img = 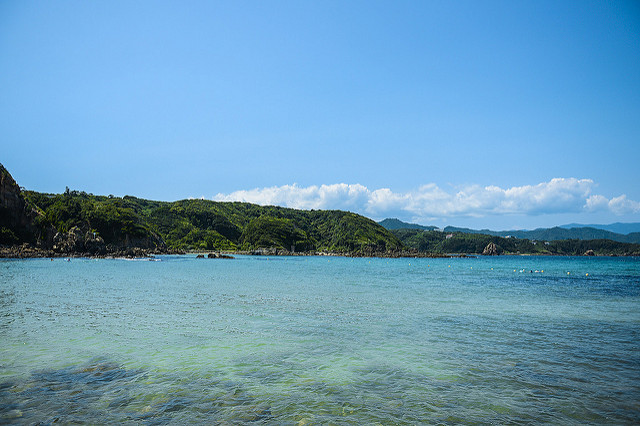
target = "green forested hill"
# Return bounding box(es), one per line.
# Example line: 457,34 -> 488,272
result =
377,218 -> 437,231
391,229 -> 640,256
378,217 -> 640,244
442,225 -> 640,244
21,190 -> 403,253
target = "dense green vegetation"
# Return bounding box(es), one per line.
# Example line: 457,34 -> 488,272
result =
542,239 -> 640,256
21,191 -> 403,253
24,190 -> 156,246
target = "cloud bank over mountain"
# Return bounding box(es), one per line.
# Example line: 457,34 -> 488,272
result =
213,178 -> 640,223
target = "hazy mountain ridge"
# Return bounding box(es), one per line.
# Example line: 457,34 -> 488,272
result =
560,222 -> 640,235
379,219 -> 640,244
443,226 -> 640,244
390,228 -> 640,256
378,218 -> 438,231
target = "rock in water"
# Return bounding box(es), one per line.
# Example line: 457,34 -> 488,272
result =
207,252 -> 234,259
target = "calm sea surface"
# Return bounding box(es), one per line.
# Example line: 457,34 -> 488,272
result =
1,255 -> 639,424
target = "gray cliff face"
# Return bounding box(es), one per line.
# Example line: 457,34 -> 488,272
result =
0,164 -> 36,244
1,165 -> 28,225
1,163 -> 57,247
122,232 -> 165,250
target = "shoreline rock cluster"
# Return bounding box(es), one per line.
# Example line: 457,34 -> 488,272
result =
195,252 -> 235,259
0,242 -> 180,259
195,248 -> 454,259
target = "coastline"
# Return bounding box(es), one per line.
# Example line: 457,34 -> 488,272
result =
0,243 -> 179,259
0,244 -> 452,259
2,243 -> 635,260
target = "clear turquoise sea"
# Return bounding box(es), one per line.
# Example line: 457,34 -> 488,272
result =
1,255 -> 639,424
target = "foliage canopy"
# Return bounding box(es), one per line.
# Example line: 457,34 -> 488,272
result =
21,191 -> 403,253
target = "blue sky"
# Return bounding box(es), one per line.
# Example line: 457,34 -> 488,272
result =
1,0 -> 639,230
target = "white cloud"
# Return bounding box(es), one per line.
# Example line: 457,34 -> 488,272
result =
585,194 -> 609,211
607,195 -> 640,215
213,183 -> 370,211
213,178 -> 640,221
585,194 -> 640,215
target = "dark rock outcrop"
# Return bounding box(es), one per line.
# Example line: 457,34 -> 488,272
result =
0,164 -> 57,248
121,232 -> 166,251
1,164 -> 36,244
53,226 -> 106,255
482,242 -> 500,255
208,252 -> 234,259
84,231 -> 106,254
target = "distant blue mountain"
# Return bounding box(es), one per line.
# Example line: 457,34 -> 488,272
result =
560,222 -> 640,235
443,226 -> 640,244
379,218 -> 640,244
378,218 -> 438,231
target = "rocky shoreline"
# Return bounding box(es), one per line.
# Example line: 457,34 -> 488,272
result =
3,244 -> 632,259
0,243 -> 181,259
0,243 -> 457,259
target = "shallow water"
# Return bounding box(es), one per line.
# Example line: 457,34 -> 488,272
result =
1,255 -> 639,424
